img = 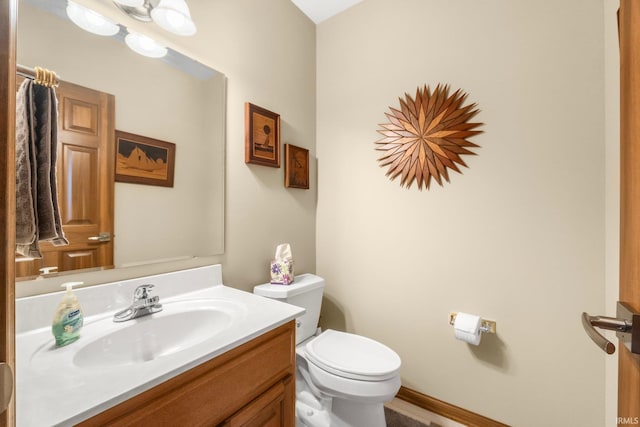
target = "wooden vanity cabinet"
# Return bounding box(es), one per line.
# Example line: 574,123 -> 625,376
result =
79,321 -> 296,427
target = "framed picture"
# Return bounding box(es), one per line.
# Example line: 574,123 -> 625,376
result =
115,130 -> 176,187
245,102 -> 280,167
284,144 -> 309,189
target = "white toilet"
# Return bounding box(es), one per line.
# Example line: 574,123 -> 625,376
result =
254,274 -> 401,427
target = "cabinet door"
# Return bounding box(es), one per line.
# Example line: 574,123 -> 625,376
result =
222,381 -> 286,427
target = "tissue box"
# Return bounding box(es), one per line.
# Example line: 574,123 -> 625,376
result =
270,259 -> 294,285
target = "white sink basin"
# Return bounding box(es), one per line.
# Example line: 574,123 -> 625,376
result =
74,301 -> 236,368
30,299 -> 245,370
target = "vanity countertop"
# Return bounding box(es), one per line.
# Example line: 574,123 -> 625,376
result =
16,265 -> 303,427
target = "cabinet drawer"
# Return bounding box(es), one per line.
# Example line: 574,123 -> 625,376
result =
79,321 -> 295,427
221,381 -> 286,427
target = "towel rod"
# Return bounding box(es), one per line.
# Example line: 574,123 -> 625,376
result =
16,64 -> 60,87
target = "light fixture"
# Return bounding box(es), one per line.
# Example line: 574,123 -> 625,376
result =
151,0 -> 196,36
66,0 -> 195,60
125,31 -> 168,58
66,1 -> 119,37
113,0 -> 197,36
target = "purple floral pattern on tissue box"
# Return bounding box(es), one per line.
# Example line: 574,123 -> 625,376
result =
270,259 -> 294,285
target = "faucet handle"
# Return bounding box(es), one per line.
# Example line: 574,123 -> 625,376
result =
134,284 -> 154,301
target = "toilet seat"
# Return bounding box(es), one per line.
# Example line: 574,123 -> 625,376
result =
304,329 -> 401,381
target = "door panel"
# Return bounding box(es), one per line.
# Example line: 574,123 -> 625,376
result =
59,249 -> 98,271
61,144 -> 98,225
619,0 -> 640,419
63,97 -> 99,135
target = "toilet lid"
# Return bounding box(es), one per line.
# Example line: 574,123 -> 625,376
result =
304,330 -> 401,381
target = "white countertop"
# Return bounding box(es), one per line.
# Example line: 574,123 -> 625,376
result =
16,265 -> 304,427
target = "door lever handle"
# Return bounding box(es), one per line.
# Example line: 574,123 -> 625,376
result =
88,232 -> 111,243
582,302 -> 640,355
581,312 -> 628,354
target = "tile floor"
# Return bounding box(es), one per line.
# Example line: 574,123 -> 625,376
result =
385,406 -> 432,427
385,398 -> 466,427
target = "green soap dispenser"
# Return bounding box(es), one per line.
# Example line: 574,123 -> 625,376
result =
51,282 -> 84,347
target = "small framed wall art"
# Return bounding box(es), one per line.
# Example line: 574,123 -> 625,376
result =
245,102 -> 280,167
284,144 -> 309,189
115,130 -> 175,187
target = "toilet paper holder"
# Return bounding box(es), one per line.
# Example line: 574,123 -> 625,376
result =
449,312 -> 497,334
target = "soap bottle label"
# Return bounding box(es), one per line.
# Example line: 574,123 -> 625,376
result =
53,309 -> 83,346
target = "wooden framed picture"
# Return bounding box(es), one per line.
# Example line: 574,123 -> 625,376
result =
284,144 -> 309,189
115,130 -> 176,187
245,102 -> 280,167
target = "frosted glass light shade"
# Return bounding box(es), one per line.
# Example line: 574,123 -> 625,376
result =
112,0 -> 145,7
125,31 -> 168,58
150,0 -> 197,36
66,1 -> 119,36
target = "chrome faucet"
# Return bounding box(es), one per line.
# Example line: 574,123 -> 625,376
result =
113,284 -> 163,322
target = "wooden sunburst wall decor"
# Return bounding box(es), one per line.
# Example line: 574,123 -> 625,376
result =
375,84 -> 483,190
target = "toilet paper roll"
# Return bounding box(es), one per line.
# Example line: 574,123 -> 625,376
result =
453,312 -> 482,346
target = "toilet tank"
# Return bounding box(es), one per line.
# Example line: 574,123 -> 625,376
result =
254,274 -> 325,344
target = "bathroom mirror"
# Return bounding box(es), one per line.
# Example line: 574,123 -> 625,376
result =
16,0 -> 225,290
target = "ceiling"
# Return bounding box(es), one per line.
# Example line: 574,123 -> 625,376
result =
290,0 -> 364,24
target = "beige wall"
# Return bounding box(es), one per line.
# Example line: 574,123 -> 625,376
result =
316,0 -> 606,426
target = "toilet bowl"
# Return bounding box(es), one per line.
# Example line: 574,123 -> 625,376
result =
254,274 -> 401,427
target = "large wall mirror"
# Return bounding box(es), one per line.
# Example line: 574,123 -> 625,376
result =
16,0 -> 225,293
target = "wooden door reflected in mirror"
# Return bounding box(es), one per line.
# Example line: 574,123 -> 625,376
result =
15,77 -> 115,279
